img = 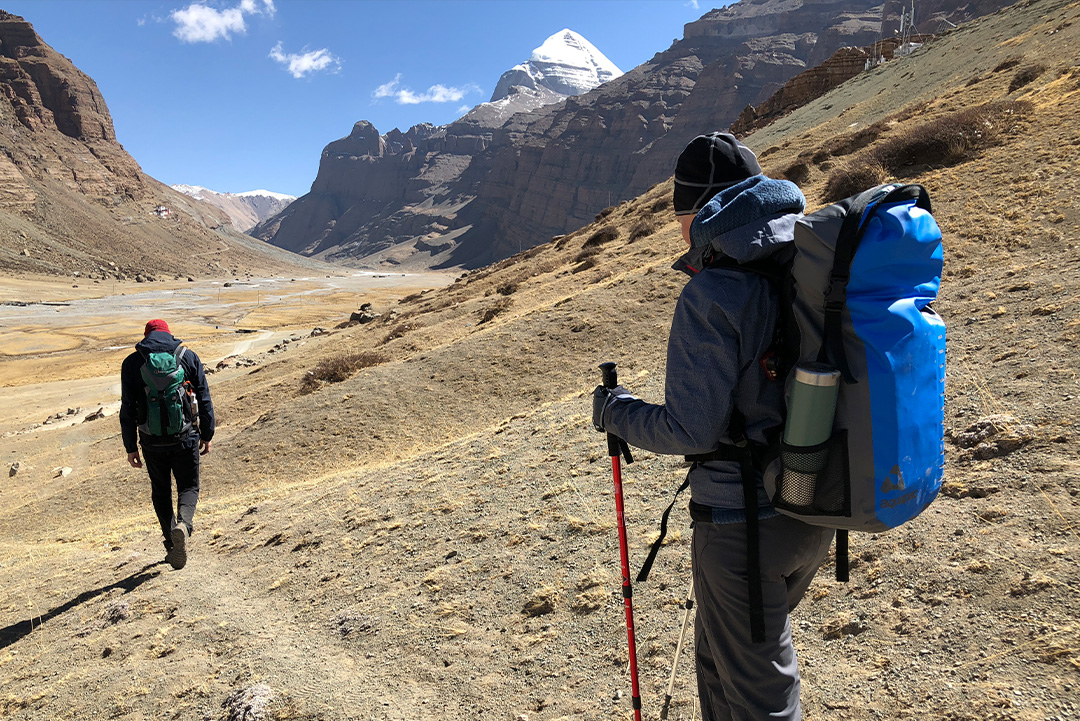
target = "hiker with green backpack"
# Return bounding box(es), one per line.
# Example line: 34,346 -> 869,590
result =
593,132 -> 945,720
119,319 -> 215,570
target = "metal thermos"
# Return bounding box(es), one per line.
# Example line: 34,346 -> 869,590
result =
781,363 -> 841,505
783,363 -> 841,447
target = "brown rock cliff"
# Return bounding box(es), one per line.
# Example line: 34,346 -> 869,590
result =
0,12 -> 326,279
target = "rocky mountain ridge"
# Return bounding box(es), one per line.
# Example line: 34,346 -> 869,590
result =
255,0 -> 1018,271
0,11 -> 327,279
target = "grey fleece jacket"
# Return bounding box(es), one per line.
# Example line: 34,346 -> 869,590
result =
603,180 -> 802,515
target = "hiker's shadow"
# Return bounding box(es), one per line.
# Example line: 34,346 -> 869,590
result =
0,561 -> 163,651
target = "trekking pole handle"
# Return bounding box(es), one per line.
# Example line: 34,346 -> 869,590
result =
600,361 -> 618,390
599,363 -> 621,458
599,363 -> 634,463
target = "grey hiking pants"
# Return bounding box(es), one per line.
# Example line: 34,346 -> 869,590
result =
692,514 -> 834,721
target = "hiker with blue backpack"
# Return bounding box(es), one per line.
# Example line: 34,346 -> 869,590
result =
593,132 -> 945,720
119,319 -> 215,570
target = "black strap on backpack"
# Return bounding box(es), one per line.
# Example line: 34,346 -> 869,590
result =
821,184 -> 931,382
635,476 -> 688,584
681,411 -> 768,643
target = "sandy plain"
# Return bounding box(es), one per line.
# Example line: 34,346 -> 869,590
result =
0,271 -> 453,434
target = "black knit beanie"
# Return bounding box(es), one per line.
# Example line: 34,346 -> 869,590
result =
673,132 -> 762,216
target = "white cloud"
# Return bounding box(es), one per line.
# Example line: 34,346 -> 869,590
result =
686,0 -> 700,8
240,0 -> 276,15
269,42 -> 341,79
458,105 -> 471,114
170,0 -> 274,43
171,4 -> 245,42
373,74 -> 481,105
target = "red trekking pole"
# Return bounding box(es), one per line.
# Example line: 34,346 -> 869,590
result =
599,362 -> 642,721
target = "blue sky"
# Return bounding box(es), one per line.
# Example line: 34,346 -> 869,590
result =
5,0 -> 715,197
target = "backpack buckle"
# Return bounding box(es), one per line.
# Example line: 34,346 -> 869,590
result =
759,350 -> 780,381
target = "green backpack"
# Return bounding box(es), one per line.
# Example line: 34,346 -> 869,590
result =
139,347 -> 192,436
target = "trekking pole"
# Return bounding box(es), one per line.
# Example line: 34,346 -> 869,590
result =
599,362 -> 642,721
660,579 -> 695,720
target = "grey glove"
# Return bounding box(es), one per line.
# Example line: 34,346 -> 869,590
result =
592,384 -> 637,432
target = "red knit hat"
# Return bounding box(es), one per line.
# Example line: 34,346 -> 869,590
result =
144,319 -> 170,336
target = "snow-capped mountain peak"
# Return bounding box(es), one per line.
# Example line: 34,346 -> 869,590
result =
171,184 -> 296,233
489,28 -> 622,103
235,189 -> 297,201
172,184 -> 210,200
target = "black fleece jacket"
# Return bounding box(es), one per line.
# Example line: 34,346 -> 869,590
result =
119,331 -> 215,453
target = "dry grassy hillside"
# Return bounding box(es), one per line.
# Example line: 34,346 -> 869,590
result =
2,0 -> 1079,719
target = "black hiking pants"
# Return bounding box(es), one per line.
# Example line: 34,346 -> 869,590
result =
141,431 -> 201,544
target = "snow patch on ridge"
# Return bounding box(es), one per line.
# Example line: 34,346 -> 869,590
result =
235,189 -> 297,201
173,185 -> 296,201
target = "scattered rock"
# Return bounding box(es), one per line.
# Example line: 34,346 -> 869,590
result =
949,414 -> 1035,459
950,414 -> 1017,447
102,599 -> 130,625
350,309 -> 381,324
21,248 -> 30,256
822,612 -> 869,640
570,587 -> 604,617
522,587 -> 558,617
310,327 -> 327,337
52,467 -> 73,478
1010,571 -> 1055,597
332,610 -> 378,638
216,355 -> 257,370
83,407 -> 105,422
8,461 -> 19,477
940,480 -> 1000,499
222,684 -> 276,721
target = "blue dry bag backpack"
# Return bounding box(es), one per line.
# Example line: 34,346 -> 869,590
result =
763,183 -> 945,537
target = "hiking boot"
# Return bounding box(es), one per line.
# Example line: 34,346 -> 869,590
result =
163,540 -> 175,567
169,524 -> 188,570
